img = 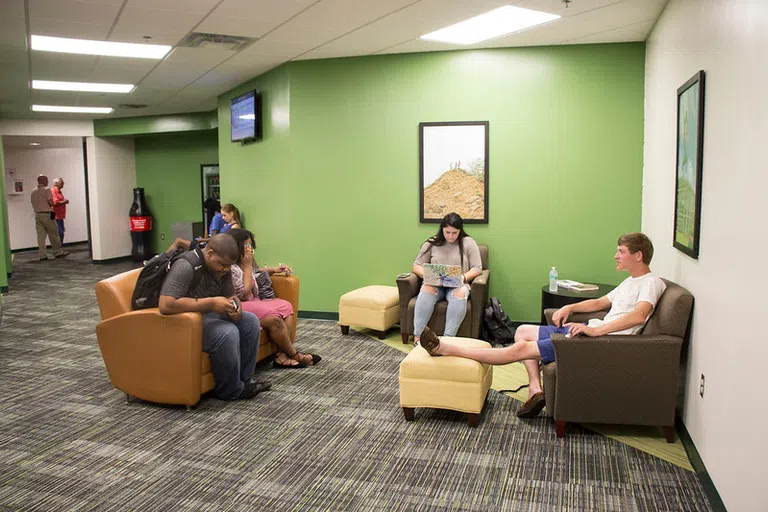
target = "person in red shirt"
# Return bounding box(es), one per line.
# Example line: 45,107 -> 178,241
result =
50,178 -> 69,243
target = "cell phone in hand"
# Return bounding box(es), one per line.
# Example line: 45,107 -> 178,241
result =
232,298 -> 240,312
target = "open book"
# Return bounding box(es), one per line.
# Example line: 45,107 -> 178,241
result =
556,279 -> 599,292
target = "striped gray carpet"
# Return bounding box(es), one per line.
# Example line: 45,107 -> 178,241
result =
0,246 -> 712,511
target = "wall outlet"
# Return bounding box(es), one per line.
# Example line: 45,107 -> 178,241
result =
699,374 -> 705,398
160,232 -> 166,240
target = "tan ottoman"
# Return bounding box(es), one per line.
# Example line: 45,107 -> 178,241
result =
338,285 -> 399,339
399,337 -> 493,427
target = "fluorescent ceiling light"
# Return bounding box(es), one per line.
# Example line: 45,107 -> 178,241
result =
32,80 -> 134,93
420,5 -> 560,45
239,114 -> 255,120
30,142 -> 41,146
31,35 -> 171,59
32,105 -> 113,114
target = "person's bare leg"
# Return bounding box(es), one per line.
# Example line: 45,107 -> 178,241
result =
283,314 -> 296,343
261,316 -> 300,365
514,325 -> 543,398
435,338 -> 542,365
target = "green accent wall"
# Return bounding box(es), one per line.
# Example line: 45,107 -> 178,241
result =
0,137 -> 9,288
218,43 -> 645,322
94,111 -> 217,137
134,131 -> 218,253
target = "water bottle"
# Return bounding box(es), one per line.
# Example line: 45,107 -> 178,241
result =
549,266 -> 558,292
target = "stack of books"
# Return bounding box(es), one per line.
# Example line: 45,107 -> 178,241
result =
556,279 -> 599,292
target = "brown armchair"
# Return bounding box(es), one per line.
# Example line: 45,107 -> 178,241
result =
95,268 -> 299,408
397,244 -> 489,344
541,279 -> 693,441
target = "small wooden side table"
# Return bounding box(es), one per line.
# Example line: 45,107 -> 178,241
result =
540,283 -> 615,324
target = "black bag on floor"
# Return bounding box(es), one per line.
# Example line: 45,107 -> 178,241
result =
481,297 -> 517,346
131,247 -> 204,310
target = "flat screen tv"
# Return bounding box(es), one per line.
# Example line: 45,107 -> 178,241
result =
230,90 -> 262,143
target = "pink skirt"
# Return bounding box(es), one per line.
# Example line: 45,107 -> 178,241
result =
241,297 -> 294,319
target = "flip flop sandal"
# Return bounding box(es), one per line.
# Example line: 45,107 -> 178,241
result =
516,392 -> 546,418
272,354 -> 306,369
295,351 -> 322,366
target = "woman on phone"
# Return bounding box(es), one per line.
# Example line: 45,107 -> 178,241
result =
229,229 -> 320,368
412,212 -> 482,342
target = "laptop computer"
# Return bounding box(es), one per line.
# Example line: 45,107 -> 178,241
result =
422,263 -> 463,288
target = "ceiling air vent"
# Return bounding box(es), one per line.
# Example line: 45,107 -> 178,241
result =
177,32 -> 256,52
118,104 -> 148,109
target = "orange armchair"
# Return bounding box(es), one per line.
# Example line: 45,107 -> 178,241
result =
95,268 -> 299,408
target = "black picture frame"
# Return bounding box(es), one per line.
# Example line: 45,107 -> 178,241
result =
673,70 -> 705,259
419,121 -> 489,224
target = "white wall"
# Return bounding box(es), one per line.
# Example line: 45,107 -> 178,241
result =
87,137 -> 136,261
0,119 -> 93,137
644,1 -> 767,511
3,146 -> 88,249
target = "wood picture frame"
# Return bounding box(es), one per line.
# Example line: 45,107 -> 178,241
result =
673,70 -> 705,259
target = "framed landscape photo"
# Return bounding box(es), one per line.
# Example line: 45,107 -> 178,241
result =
673,70 -> 705,259
419,121 -> 489,223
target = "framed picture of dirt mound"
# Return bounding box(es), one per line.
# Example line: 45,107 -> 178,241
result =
419,121 -> 489,224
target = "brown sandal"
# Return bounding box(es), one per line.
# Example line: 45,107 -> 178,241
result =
419,326 -> 441,356
272,352 -> 306,369
294,351 -> 322,366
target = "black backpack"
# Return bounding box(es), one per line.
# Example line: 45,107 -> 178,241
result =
481,297 -> 517,346
131,247 -> 204,310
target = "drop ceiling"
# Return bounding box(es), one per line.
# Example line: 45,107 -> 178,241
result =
0,0 -> 668,120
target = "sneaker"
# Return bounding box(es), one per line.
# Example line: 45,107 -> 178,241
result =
237,379 -> 272,400
54,251 -> 70,258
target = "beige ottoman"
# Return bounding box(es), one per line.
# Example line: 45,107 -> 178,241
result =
338,285 -> 400,339
399,337 -> 493,427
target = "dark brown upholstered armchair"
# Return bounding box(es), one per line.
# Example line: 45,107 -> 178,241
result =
396,244 -> 489,344
541,279 -> 693,442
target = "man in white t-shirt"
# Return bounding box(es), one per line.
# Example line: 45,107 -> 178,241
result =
419,232 -> 667,418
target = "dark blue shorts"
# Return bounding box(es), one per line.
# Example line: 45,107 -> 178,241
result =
536,325 -> 571,364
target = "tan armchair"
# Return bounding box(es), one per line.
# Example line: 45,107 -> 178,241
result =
95,268 -> 299,408
397,244 -> 489,344
541,279 -> 693,441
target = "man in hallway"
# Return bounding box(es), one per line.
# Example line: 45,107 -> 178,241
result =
50,177 -> 70,244
30,174 -> 68,260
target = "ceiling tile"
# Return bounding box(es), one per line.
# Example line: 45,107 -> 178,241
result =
29,18 -> 112,40
87,57 -> 159,83
126,0 -> 220,13
164,47 -> 237,67
564,27 -> 646,45
196,14 -> 280,39
31,52 -> 99,81
109,6 -> 207,45
211,0 -> 317,23
29,0 -> 122,25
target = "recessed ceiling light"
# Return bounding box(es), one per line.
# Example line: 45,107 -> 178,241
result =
31,35 -> 171,59
32,80 -> 134,93
30,142 -> 41,146
32,105 -> 114,114
420,5 -> 560,45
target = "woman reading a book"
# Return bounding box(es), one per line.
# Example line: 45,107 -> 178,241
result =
411,212 -> 483,342
229,229 -> 321,369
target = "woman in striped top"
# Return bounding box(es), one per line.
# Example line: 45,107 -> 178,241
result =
229,228 -> 321,369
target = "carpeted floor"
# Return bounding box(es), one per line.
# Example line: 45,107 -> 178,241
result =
0,248 -> 712,511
